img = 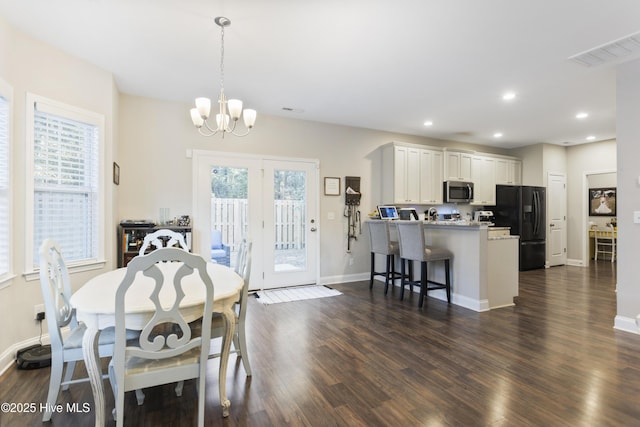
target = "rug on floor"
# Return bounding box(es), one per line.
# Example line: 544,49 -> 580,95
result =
255,285 -> 342,305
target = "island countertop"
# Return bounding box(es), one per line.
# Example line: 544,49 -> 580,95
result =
366,220 -> 519,311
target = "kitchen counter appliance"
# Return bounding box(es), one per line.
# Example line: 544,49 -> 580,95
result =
473,210 -> 494,223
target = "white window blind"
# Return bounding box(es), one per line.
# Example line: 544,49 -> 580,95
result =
32,103 -> 99,267
0,95 -> 9,277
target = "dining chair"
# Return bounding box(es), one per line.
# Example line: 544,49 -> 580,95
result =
108,248 -> 214,427
138,228 -> 189,255
395,221 -> 453,308
594,225 -> 616,263
209,240 -> 252,375
38,239 -> 139,422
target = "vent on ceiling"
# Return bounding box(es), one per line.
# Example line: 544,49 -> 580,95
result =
569,31 -> 640,67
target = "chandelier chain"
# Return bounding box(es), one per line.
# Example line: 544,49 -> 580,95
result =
220,24 -> 225,91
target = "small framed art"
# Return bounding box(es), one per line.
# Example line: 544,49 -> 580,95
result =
324,177 -> 340,196
588,187 -> 616,216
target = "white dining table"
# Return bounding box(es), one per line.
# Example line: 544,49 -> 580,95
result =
70,261 -> 243,426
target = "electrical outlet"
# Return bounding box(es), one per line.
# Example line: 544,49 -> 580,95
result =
34,304 -> 45,321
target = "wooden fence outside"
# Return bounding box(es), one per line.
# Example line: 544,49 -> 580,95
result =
211,198 -> 306,250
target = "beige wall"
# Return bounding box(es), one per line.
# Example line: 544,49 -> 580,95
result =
0,18 -> 119,368
118,94 -> 513,280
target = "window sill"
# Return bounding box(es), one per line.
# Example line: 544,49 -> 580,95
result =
23,259 -> 107,282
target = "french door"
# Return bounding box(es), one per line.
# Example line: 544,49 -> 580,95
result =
192,151 -> 319,290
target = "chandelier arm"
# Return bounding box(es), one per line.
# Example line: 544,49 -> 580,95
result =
201,119 -> 220,135
197,126 -> 219,137
228,126 -> 252,137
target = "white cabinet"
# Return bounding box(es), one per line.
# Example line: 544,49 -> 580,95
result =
382,144 -> 443,205
420,149 -> 443,204
445,151 -> 473,181
470,156 -> 496,206
495,158 -> 522,185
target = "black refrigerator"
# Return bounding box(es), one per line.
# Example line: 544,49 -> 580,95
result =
494,185 -> 546,271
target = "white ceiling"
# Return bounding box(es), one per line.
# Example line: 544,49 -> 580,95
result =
2,0 -> 640,148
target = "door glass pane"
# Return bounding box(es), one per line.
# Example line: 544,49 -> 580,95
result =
211,166 -> 248,269
273,169 -> 306,272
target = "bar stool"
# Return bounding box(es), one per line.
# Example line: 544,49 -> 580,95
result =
367,221 -> 407,294
395,221 -> 453,308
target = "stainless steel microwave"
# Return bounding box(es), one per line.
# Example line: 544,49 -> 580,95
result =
443,181 -> 474,203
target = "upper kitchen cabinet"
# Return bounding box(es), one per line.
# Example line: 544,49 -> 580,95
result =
444,150 -> 473,181
470,155 -> 496,206
382,143 -> 443,205
495,158 -> 522,185
420,149 -> 443,204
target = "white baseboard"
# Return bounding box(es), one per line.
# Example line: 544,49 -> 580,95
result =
614,315 -> 640,334
319,272 -> 369,286
567,258 -> 586,266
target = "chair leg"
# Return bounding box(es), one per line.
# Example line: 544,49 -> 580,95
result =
384,255 -> 392,294
369,252 -> 375,289
419,261 -> 427,308
390,254 -> 396,291
445,259 -> 451,303
400,258 -> 406,300
236,325 -> 252,376
409,260 -> 416,296
42,354 -> 64,422
175,381 -> 184,397
61,360 -> 76,391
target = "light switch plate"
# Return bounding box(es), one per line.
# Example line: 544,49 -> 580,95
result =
634,211 -> 640,224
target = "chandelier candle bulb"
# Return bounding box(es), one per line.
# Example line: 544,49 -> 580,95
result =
228,99 -> 243,119
190,108 -> 204,127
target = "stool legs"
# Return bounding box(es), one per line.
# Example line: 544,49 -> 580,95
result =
445,259 -> 451,303
385,255 -> 393,294
369,252 -> 376,290
419,261 -> 428,308
400,259 -> 452,308
370,252 -> 399,295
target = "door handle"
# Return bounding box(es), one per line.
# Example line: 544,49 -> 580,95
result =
310,227 -> 317,232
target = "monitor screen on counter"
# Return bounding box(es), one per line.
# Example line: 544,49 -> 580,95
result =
378,205 -> 399,220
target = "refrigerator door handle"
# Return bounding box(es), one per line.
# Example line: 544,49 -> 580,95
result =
533,191 -> 540,236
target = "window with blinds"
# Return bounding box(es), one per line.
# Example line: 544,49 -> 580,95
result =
32,101 -> 100,267
0,94 -> 9,278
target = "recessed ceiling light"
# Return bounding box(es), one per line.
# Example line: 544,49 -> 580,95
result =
586,135 -> 596,141
576,112 -> 589,119
502,92 -> 516,101
493,132 -> 503,138
423,120 -> 433,127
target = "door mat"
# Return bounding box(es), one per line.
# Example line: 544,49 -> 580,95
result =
255,285 -> 342,305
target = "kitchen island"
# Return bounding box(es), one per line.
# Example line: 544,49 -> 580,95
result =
377,221 -> 519,311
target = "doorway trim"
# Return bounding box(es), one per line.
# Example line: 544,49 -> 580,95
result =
582,168 -> 616,267
189,149 -> 321,289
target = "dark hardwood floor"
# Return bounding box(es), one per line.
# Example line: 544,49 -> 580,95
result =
2,261 -> 640,426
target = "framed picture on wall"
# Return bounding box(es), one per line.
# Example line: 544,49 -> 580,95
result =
324,177 -> 340,196
588,187 -> 616,216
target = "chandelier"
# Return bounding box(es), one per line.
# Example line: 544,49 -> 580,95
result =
190,16 -> 256,137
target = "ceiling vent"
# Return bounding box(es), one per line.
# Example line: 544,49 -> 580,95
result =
569,31 -> 640,67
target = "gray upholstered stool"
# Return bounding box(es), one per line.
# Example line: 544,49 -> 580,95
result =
395,221 -> 453,308
367,221 -> 408,294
